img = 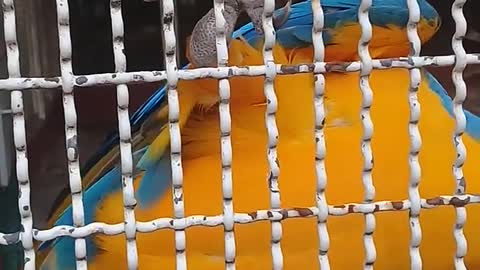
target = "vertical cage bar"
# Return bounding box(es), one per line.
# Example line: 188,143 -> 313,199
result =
405,0 -> 423,269
262,0 -> 283,269
3,0 -> 35,268
311,0 -> 330,269
109,0 -> 139,269
451,0 -> 468,269
212,0 -> 236,269
357,0 -> 376,269
55,0 -> 88,268
160,0 -> 187,269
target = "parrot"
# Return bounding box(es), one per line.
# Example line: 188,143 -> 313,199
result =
38,0 -> 480,269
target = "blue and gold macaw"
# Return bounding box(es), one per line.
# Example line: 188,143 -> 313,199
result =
39,0 -> 480,269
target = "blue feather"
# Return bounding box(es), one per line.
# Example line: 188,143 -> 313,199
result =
424,71 -> 480,141
41,165 -> 122,268
80,89 -> 168,177
39,147 -> 147,268
135,147 -> 173,208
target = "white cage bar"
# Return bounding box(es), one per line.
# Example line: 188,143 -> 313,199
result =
0,52 -> 479,91
161,0 -> 188,269
451,0 -> 469,269
0,54 -> 479,91
357,0 -> 376,268
55,0 -> 88,269
212,0 -> 236,269
0,0 -> 479,270
109,0 -> 139,269
310,0 -> 330,269
406,0 -> 423,269
3,0 -> 35,269
262,0 -> 284,268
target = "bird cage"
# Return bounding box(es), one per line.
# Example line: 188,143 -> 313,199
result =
0,0 -> 479,269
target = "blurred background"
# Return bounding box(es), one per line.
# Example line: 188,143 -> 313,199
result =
0,0 -> 479,268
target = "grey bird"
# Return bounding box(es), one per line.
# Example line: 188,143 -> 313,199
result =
188,0 -> 292,67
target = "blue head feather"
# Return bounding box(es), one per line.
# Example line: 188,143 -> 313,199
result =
235,0 -> 439,48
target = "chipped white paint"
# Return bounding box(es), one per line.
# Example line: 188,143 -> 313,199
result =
212,0 -> 237,269
311,0 -> 331,269
451,0 -> 469,269
160,0 -> 187,269
357,0 -> 376,268
262,0 -> 284,268
0,55 -> 478,91
406,0 -> 423,269
3,0 -> 35,269
55,0 -> 89,268
109,0 -> 139,269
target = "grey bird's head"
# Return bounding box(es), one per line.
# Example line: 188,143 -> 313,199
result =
237,0 -> 292,34
187,0 -> 292,67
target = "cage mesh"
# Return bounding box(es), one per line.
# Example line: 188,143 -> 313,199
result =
0,0 -> 479,269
